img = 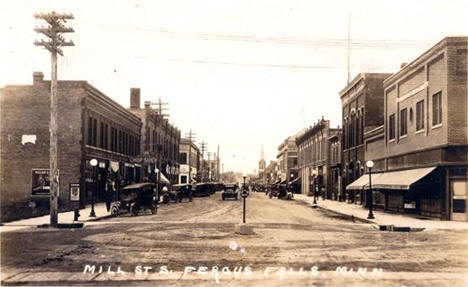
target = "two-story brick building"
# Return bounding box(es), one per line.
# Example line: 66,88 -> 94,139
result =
1,72 -> 142,221
127,88 -> 180,185
339,73 -> 392,204
296,119 -> 341,198
178,138 -> 200,184
360,37 -> 468,221
277,136 -> 299,184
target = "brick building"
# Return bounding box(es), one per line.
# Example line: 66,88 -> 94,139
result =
128,89 -> 180,185
361,37 -> 468,221
178,138 -> 200,184
328,129 -> 343,200
339,72 -> 392,204
1,72 -> 142,221
296,119 -> 341,198
263,160 -> 279,184
276,136 -> 299,184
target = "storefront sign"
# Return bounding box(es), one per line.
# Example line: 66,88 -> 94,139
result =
404,202 -> 416,209
110,161 -> 119,172
70,183 -> 80,201
31,169 -> 59,196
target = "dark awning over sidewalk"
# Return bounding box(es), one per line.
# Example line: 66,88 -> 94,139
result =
346,166 -> 436,191
346,174 -> 375,190
290,177 -> 301,185
372,167 -> 436,190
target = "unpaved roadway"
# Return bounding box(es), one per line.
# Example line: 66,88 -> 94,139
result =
1,192 -> 467,286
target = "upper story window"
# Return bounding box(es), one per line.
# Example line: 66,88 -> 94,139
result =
400,108 -> 408,137
416,100 -> 425,131
388,114 -> 395,140
88,116 -> 93,146
179,152 -> 187,164
87,117 -> 97,147
432,92 -> 442,126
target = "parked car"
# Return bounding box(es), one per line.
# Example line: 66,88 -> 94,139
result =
110,182 -> 157,216
222,183 -> 239,200
193,183 -> 215,197
161,185 -> 179,203
171,184 -> 193,202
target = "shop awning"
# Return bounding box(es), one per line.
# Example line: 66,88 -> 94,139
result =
346,174 -> 374,190
159,173 -> 170,184
290,177 -> 301,185
372,167 -> 436,190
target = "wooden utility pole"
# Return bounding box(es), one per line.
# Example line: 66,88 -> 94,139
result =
347,14 -> 351,84
151,98 -> 169,118
185,130 -> 196,183
217,145 -> 220,181
207,152 -> 211,181
200,141 -> 207,181
34,12 -> 74,228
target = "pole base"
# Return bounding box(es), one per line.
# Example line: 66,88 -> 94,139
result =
235,223 -> 254,235
89,210 -> 96,218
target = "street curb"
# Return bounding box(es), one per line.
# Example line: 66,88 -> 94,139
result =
315,205 -> 375,224
296,198 -> 428,232
82,213 -> 116,222
295,198 -> 375,224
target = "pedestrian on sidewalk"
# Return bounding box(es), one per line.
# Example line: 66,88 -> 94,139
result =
105,176 -> 116,212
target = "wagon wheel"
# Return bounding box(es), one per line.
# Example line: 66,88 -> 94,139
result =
110,205 -> 120,216
131,204 -> 139,216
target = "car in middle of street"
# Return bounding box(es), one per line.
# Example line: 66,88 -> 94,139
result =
222,183 -> 239,200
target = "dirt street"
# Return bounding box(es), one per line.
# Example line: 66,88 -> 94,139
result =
1,192 -> 467,286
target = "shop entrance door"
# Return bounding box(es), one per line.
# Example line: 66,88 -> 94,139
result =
451,179 -> 468,221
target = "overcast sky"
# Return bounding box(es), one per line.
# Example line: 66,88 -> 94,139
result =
1,0 -> 468,174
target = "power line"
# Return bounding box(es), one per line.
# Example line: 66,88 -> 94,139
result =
85,23 -> 429,50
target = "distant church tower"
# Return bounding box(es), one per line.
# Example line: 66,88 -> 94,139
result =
258,145 -> 266,176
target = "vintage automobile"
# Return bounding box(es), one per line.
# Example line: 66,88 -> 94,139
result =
193,182 -> 215,197
110,182 -> 157,216
171,184 -> 194,202
161,185 -> 178,203
277,184 -> 294,200
222,183 -> 239,200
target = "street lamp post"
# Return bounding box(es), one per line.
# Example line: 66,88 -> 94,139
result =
312,170 -> 317,204
243,175 -> 246,223
89,158 -> 98,217
155,168 -> 160,202
289,173 -> 294,194
366,160 -> 375,219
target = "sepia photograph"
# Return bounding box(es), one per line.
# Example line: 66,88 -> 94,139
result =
1,0 -> 467,286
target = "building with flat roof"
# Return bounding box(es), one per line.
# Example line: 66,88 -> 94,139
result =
1,72 -> 142,221
339,72 -> 392,204
359,37 -> 467,221
127,89 -> 181,185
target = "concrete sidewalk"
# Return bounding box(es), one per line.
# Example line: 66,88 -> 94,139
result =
295,194 -> 468,230
0,203 -> 112,232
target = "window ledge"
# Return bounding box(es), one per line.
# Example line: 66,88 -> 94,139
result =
399,134 -> 408,140
415,129 -> 425,135
432,123 -> 443,129
388,138 -> 396,143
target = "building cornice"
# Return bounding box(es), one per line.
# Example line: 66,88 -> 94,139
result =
383,36 -> 468,87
